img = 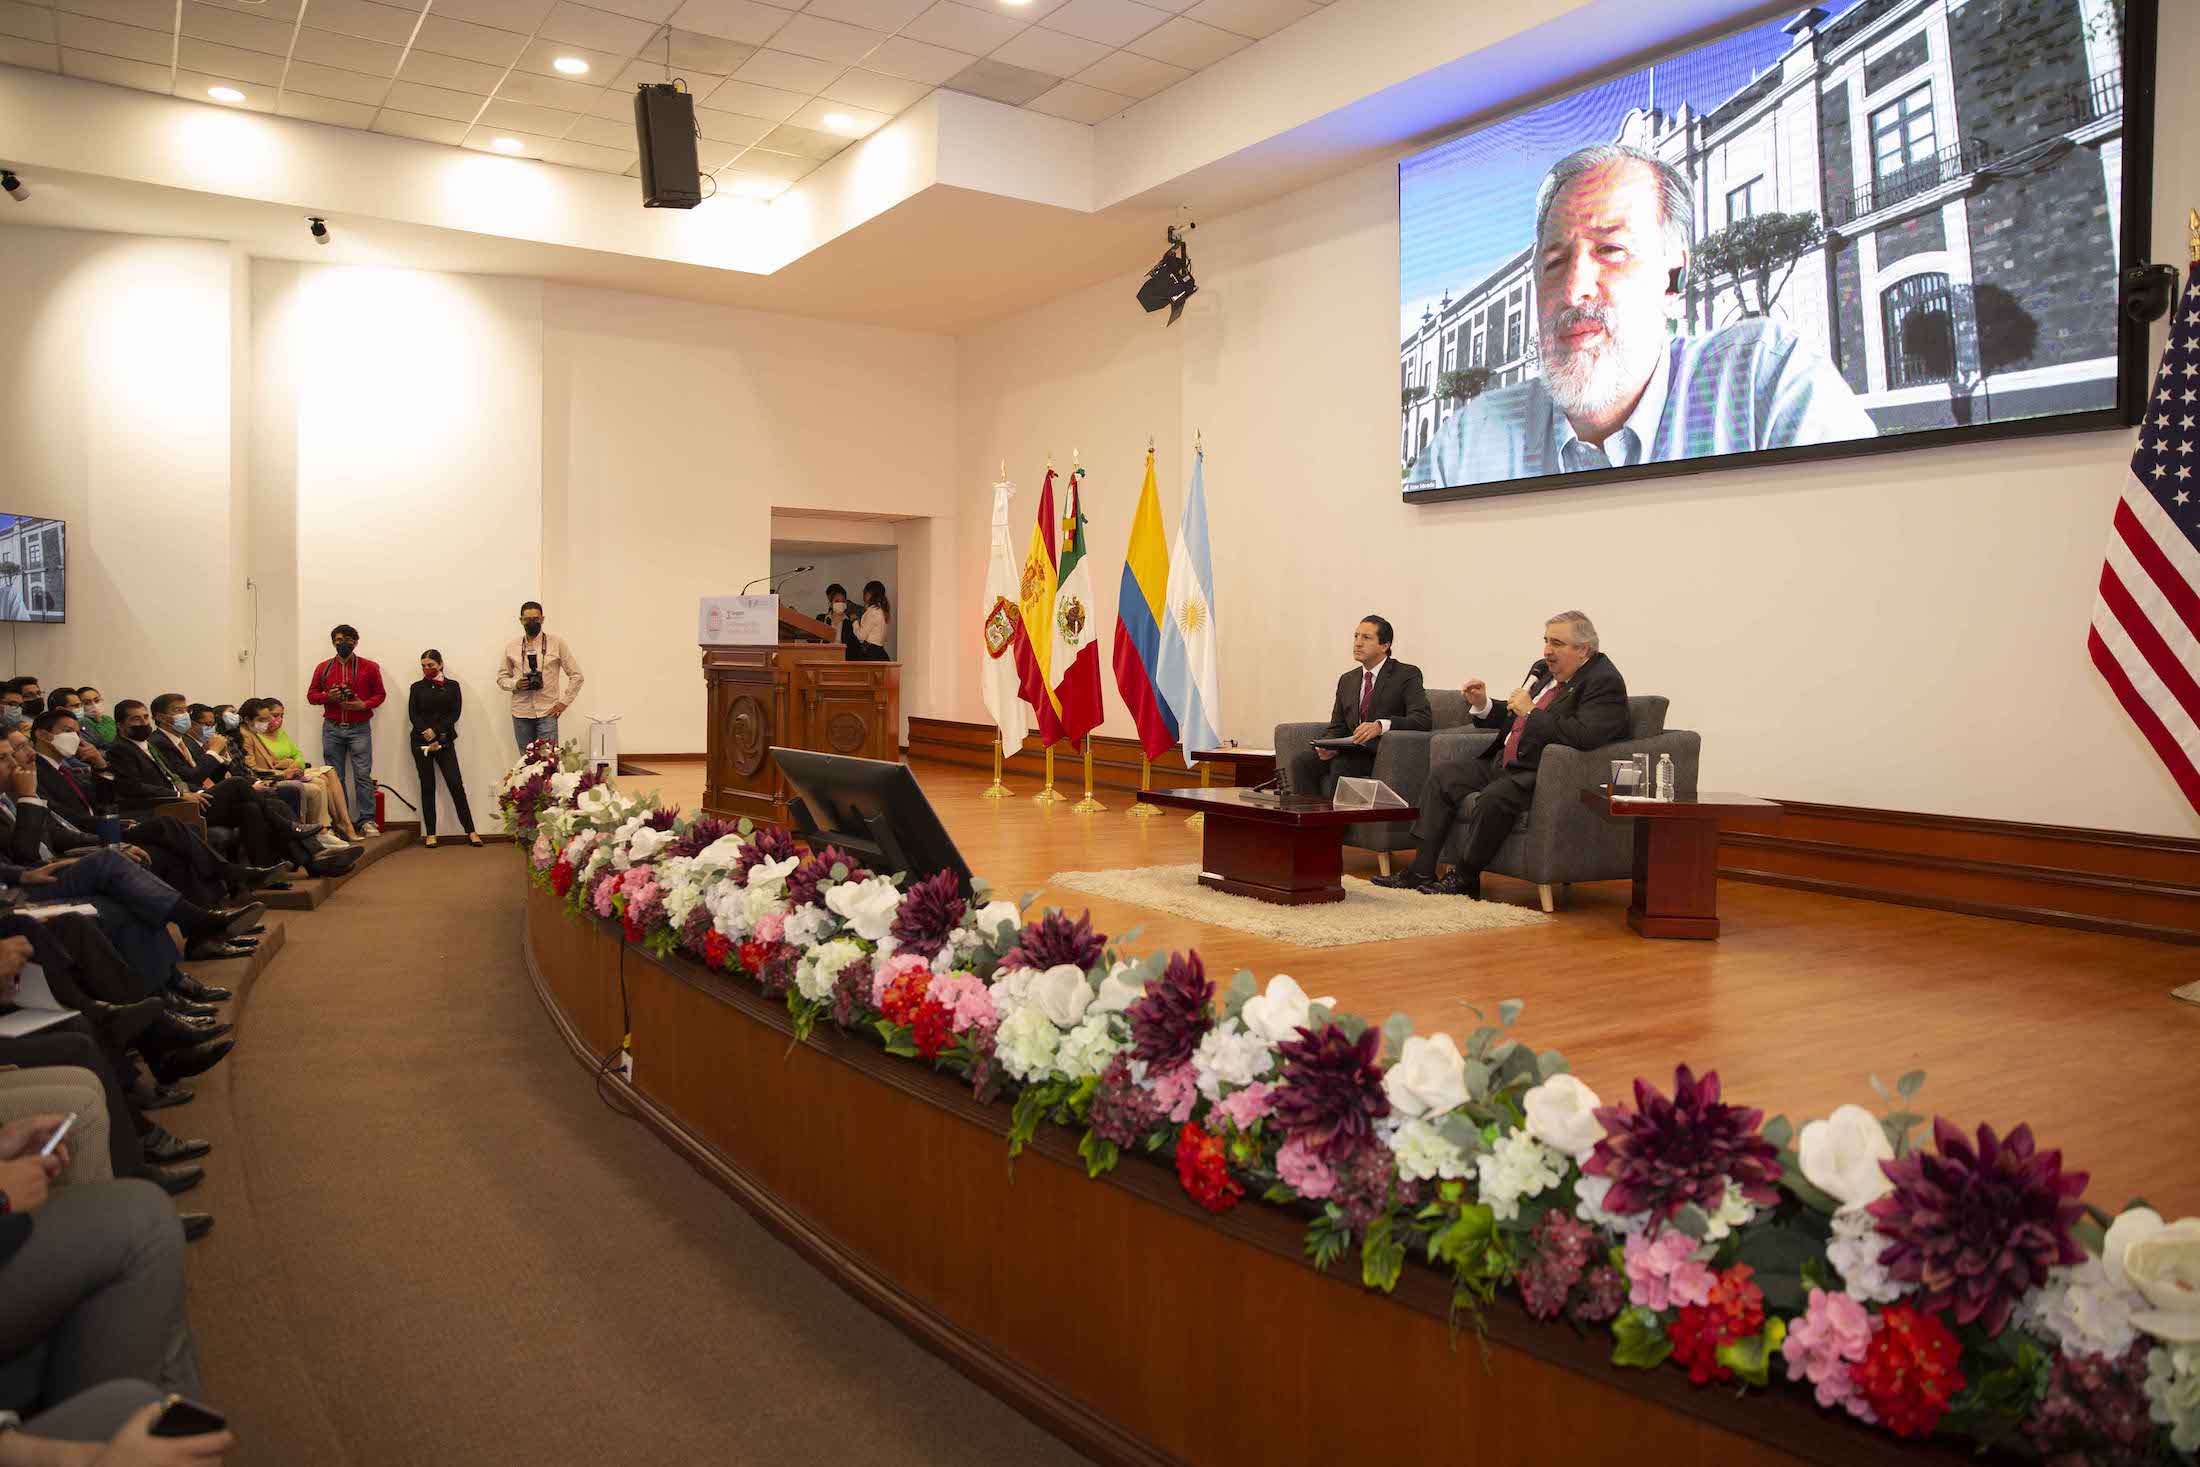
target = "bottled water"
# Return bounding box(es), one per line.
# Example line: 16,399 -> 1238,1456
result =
1655,752 -> 1675,802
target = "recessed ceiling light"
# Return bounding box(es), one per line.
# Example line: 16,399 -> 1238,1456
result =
1000,0 -> 1032,8
553,55 -> 589,74
207,85 -> 245,102
490,137 -> 525,154
821,111 -> 857,131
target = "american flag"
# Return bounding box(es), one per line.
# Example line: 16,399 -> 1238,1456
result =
2090,262 -> 2200,815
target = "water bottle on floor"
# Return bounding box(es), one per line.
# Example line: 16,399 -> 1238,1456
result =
1655,752 -> 1675,802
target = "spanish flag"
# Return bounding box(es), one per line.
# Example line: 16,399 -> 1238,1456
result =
1110,451 -> 1177,760
1013,468 -> 1066,745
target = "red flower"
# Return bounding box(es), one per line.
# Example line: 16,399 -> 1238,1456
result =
879,967 -> 932,1027
738,940 -> 771,976
550,859 -> 574,896
702,929 -> 733,970
912,998 -> 956,1060
1665,1264 -> 1767,1386
621,915 -> 645,943
1174,1123 -> 1242,1214
1853,1304 -> 1965,1439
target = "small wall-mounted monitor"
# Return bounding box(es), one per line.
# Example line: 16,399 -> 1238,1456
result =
0,516 -> 65,623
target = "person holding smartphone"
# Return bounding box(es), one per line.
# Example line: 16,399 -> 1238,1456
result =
408,651 -> 480,849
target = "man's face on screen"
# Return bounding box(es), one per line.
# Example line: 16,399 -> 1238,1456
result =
1536,160 -> 1679,435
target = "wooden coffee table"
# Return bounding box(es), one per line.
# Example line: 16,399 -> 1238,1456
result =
1581,789 -> 1782,939
1137,785 -> 1417,905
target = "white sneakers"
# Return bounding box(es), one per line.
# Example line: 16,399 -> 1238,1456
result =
358,821 -> 380,836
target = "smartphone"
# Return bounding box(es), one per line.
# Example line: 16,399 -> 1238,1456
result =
37,1113 -> 75,1159
149,1396 -> 228,1438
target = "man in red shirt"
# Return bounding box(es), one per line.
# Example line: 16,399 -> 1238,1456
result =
306,623 -> 386,836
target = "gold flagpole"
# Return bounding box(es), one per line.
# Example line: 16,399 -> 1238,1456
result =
1071,736 -> 1106,812
1035,746 -> 1064,803
1126,754 -> 1161,818
2190,206 -> 2199,264
983,730 -> 1012,798
1186,758 -> 1207,830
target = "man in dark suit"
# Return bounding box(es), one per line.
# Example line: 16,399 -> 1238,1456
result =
1286,615 -> 1434,799
1377,610 -> 1630,898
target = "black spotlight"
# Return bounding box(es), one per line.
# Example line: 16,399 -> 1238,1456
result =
2123,262 -> 2180,324
1136,222 -> 1196,325
307,215 -> 329,246
1,170 -> 25,203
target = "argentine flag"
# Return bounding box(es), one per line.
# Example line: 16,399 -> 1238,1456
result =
1156,448 -> 1220,764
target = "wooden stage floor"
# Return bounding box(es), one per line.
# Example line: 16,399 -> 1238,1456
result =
635,757 -> 2200,1217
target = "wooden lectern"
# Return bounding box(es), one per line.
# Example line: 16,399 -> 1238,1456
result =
702,606 -> 902,829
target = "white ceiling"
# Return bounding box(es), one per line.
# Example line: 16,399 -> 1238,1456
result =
0,0 -> 1326,194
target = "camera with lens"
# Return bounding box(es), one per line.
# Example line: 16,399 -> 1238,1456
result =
522,653 -> 544,693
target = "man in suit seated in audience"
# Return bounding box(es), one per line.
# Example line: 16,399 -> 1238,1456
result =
1286,615 -> 1433,799
132,696 -> 359,880
30,711 -> 283,912
1375,610 -> 1629,898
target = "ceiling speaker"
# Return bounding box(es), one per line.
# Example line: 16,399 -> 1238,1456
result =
634,84 -> 701,210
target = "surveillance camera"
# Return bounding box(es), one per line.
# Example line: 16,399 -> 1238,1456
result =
1,171 -> 25,203
307,216 -> 330,246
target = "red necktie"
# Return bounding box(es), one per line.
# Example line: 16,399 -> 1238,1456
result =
1359,668 -> 1374,720
1501,681 -> 1562,767
55,760 -> 89,812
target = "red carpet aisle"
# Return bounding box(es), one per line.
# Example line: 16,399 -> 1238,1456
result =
178,847 -> 1086,1466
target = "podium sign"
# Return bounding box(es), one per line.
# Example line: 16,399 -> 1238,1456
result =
700,594 -> 778,646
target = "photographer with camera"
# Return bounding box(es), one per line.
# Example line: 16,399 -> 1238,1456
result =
304,625 -> 385,837
496,601 -> 584,754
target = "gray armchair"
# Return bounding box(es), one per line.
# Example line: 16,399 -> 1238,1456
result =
1274,690 -> 1473,875
1431,695 -> 1699,910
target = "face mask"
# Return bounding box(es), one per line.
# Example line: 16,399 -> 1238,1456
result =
0,709 -> 19,727
252,719 -> 271,735
521,620 -> 542,637
124,725 -> 151,742
85,703 -> 103,718
51,732 -> 79,758
21,698 -> 42,717
831,600 -> 846,613
334,641 -> 357,657
171,713 -> 193,734
221,711 -> 240,729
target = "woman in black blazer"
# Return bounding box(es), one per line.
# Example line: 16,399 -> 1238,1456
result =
409,650 -> 480,848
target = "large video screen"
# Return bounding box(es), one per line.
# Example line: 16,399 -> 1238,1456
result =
1399,0 -> 2151,500
0,516 -> 66,623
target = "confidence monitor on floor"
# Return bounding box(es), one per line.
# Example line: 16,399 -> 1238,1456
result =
772,749 -> 973,896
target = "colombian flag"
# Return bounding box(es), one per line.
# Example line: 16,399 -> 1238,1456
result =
1110,451 -> 1178,760
1013,468 -> 1066,745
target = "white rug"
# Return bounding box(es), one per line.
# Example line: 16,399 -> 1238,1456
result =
1046,864 -> 1551,948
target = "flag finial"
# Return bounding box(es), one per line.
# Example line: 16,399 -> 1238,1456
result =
2189,206 -> 2198,264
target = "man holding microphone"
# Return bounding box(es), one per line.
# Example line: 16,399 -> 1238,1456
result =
498,600 -> 585,753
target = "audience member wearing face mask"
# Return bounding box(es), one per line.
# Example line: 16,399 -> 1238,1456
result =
306,624 -> 386,838
235,699 -> 356,848
73,687 -> 116,749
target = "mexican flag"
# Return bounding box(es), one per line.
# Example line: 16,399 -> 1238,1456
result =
1048,467 -> 1106,745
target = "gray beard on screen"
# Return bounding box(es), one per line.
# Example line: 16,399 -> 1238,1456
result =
1540,306 -> 1662,435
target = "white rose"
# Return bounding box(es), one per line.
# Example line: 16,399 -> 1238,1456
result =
697,834 -> 748,870
2106,1208 -> 2200,1343
994,1005 -> 1060,1083
1026,964 -> 1095,1029
1239,974 -> 1332,1046
745,855 -> 799,892
974,900 -> 1021,942
1382,1033 -> 1468,1118
1797,1104 -> 1896,1210
549,770 -> 581,799
825,875 -> 903,943
626,826 -> 673,865
1523,1073 -> 1605,1157
1091,962 -> 1146,1016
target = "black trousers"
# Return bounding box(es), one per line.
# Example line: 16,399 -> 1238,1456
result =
125,816 -> 237,907
0,1020 -> 150,1181
1406,758 -> 1537,879
1285,744 -> 1373,799
411,743 -> 475,836
36,913 -> 160,1005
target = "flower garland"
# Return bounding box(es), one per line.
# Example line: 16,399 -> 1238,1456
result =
507,744 -> 2200,1460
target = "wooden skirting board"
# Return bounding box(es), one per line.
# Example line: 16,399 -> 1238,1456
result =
910,717 -> 2200,944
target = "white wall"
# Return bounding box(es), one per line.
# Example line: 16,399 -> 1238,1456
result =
952,5 -> 2200,839
254,260 -> 544,833
540,284 -> 956,757
0,227 -> 245,704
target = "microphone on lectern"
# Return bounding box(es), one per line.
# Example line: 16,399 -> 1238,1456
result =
739,564 -> 814,594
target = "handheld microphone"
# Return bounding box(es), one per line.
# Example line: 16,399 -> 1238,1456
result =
1518,657 -> 1549,695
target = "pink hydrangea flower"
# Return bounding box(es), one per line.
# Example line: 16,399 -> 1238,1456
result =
1216,1081 -> 1275,1132
928,973 -> 997,1034
1781,1288 -> 1879,1421
620,868 -> 663,930
590,872 -> 621,918
1277,1134 -> 1337,1199
1624,1228 -> 1716,1311
531,833 -> 555,868
753,910 -> 787,945
1150,1061 -> 1199,1124
871,951 -> 933,1006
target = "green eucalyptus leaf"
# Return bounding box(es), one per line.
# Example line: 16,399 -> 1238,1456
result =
1497,998 -> 1524,1027
1380,1011 -> 1415,1060
1222,970 -> 1259,1022
1535,1049 -> 1569,1079
1868,1072 -> 1888,1101
1461,1059 -> 1493,1102
1435,1112 -> 1485,1155
1116,924 -> 1143,947
829,862 -> 849,882
1671,1203 -> 1713,1241
1333,1012 -> 1370,1042
1897,1068 -> 1926,1099
969,876 -> 990,899
1761,1115 -> 1794,1150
